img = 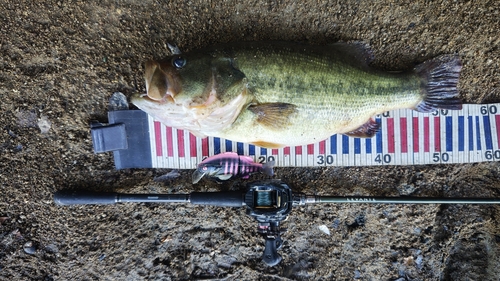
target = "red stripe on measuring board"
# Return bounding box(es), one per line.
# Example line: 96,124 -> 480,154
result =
166,127 -> 174,157
190,133 -> 197,157
387,118 -> 395,154
202,137 -> 209,157
307,144 -> 314,155
147,104 -> 500,169
295,146 -> 302,155
177,129 -> 185,158
401,117 -> 408,153
434,116 -> 441,152
413,117 -> 419,152
319,140 -> 326,155
424,117 -> 430,153
154,121 -> 162,157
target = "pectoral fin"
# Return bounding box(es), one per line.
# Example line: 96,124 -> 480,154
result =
248,102 -> 297,130
344,119 -> 380,138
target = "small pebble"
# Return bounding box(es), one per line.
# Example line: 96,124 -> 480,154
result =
45,244 -> 59,254
7,129 -> 18,138
318,225 -> 330,235
23,241 -> 37,255
414,227 -> 422,235
332,218 -> 340,229
347,214 -> 366,229
416,255 -> 423,269
108,92 -> 129,111
154,170 -> 181,182
37,115 -> 51,134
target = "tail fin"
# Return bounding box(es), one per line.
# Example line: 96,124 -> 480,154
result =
262,161 -> 275,177
414,55 -> 462,113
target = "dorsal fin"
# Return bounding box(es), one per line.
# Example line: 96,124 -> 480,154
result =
329,42 -> 374,70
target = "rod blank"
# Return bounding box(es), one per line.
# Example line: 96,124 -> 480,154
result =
314,196 -> 500,205
55,190 -> 500,206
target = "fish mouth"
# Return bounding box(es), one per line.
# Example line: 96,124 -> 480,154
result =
143,60 -> 180,104
142,60 -> 216,108
132,60 -> 251,138
192,170 -> 206,184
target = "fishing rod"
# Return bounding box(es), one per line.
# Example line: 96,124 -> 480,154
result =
54,180 -> 500,266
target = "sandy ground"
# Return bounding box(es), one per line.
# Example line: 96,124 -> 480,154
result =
1,0 -> 500,280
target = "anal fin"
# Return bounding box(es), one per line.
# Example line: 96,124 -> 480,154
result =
344,119 -> 379,138
248,102 -> 297,130
250,141 -> 285,149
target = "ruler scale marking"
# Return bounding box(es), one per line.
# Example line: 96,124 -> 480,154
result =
146,104 -> 500,169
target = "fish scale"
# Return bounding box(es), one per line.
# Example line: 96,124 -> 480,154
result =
145,103 -> 500,168
237,44 -> 420,114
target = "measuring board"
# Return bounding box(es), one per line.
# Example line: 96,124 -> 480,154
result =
92,104 -> 500,169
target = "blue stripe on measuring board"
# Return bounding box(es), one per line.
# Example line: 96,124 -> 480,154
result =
468,116 -> 474,151
237,142 -> 244,155
458,116 -> 464,152
483,116 -> 493,150
446,116 -> 453,152
375,118 -> 383,154
249,144 -> 255,155
342,135 -> 349,154
330,135 -> 337,155
354,138 -> 361,154
225,139 -> 232,152
214,137 -> 221,154
476,116 -> 481,150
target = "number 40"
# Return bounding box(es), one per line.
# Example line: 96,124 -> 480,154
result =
374,154 -> 391,163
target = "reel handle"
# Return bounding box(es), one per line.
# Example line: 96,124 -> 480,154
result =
262,236 -> 283,266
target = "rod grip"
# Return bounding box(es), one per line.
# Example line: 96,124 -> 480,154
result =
54,190 -> 118,205
190,191 -> 244,207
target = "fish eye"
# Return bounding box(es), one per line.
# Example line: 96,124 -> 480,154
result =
172,56 -> 186,69
202,166 -> 208,171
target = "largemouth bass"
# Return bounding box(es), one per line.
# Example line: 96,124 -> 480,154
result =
132,42 -> 462,148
